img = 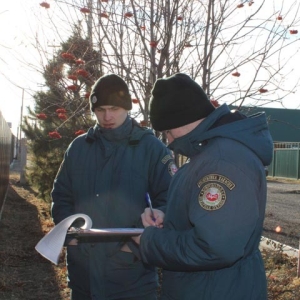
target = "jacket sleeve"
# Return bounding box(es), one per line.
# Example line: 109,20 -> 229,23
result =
139,160 -> 264,271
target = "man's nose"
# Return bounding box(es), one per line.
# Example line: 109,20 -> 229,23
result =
104,111 -> 112,120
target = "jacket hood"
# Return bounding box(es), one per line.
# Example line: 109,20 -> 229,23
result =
168,104 -> 273,166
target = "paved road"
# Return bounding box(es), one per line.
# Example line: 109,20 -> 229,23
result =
263,179 -> 300,249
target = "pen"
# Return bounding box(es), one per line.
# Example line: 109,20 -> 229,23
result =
145,193 -> 156,222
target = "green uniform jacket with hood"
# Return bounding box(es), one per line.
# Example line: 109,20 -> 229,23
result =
139,104 -> 273,300
51,117 -> 175,299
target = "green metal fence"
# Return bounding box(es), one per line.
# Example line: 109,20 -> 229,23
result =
268,142 -> 300,180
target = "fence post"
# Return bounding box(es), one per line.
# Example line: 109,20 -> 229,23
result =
271,149 -> 276,177
20,138 -> 27,185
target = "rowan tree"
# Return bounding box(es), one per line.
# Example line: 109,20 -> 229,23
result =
22,0 -> 300,200
22,29 -> 101,200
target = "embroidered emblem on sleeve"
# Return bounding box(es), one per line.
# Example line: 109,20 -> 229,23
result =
161,154 -> 173,164
197,174 -> 235,190
199,183 -> 226,210
197,174 -> 235,211
168,162 -> 178,176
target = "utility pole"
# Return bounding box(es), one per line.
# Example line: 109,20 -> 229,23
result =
18,88 -> 24,157
19,88 -> 27,185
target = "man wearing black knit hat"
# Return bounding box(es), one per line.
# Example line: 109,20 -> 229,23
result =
133,73 -> 273,300
51,74 -> 177,300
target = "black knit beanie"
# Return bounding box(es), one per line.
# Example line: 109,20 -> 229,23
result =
90,74 -> 132,111
149,73 -> 215,131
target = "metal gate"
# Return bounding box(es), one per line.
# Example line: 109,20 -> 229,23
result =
268,142 -> 300,179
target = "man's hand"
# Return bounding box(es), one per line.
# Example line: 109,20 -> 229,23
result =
141,208 -> 165,228
131,208 -> 164,245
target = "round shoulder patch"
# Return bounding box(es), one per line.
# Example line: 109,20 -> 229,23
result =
198,183 -> 226,210
168,162 -> 178,176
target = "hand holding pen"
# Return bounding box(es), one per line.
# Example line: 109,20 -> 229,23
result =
145,193 -> 156,222
132,193 -> 165,245
143,193 -> 165,228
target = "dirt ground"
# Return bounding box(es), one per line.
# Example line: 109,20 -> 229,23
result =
0,169 -> 299,300
0,172 -> 70,300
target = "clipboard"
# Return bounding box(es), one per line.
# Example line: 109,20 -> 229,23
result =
35,214 -> 143,264
67,228 -> 144,237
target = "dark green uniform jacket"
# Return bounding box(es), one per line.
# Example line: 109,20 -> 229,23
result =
51,117 -> 175,299
139,104 -> 273,300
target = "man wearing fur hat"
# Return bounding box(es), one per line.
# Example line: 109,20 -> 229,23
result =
51,74 -> 176,300
133,73 -> 273,299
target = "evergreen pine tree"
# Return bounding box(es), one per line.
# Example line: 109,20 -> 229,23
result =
22,28 -> 102,201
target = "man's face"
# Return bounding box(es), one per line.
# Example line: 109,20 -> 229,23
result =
164,128 -> 182,144
164,119 -> 203,143
94,105 -> 128,129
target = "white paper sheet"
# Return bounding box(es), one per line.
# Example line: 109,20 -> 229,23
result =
35,214 -> 92,265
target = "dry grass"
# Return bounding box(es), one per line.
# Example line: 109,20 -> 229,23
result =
262,247 -> 300,299
0,173 -> 299,300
